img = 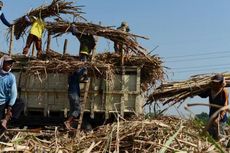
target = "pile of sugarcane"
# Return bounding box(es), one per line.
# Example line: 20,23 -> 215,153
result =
146,73 -> 230,106
46,21 -> 149,56
9,52 -> 164,91
0,116 -> 227,152
12,0 -> 84,39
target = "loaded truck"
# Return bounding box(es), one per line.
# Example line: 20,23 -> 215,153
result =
12,64 -> 144,127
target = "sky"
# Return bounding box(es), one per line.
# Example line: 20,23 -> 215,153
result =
2,0 -> 230,116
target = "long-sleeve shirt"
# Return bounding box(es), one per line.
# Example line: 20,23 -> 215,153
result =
68,68 -> 86,95
71,28 -> 96,55
0,72 -> 17,106
0,11 -> 11,27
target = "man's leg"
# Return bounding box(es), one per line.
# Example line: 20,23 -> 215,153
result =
65,93 -> 81,130
70,93 -> 81,118
79,53 -> 89,82
208,118 -> 220,140
0,104 -> 6,130
23,34 -> 34,56
0,104 -> 6,121
11,98 -> 25,119
35,38 -> 42,58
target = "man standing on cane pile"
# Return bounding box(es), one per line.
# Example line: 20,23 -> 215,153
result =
199,74 -> 228,140
22,15 -> 45,58
114,21 -> 130,54
70,25 -> 96,82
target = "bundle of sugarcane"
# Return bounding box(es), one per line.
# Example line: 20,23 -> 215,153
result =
94,52 -> 165,90
19,58 -> 114,82
46,21 -> 149,57
12,0 -> 84,40
146,73 -> 230,106
0,116 -> 225,152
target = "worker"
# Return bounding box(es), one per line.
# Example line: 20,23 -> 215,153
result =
70,25 -> 96,62
70,25 -> 96,82
0,55 -> 24,129
64,67 -> 86,130
199,74 -> 228,140
114,21 -> 130,54
0,1 -> 12,28
22,15 -> 45,58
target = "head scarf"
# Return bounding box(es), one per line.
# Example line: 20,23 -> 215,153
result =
0,55 -> 14,74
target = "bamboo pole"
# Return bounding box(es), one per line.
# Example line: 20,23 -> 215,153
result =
46,32 -> 51,53
32,43 -> 35,57
77,78 -> 91,136
121,47 -> 124,66
63,39 -> 68,55
8,25 -> 14,55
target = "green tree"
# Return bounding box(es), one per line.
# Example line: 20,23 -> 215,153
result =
195,112 -> 209,124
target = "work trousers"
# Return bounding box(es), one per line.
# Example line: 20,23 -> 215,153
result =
68,93 -> 81,118
23,34 -> 42,55
0,98 -> 25,120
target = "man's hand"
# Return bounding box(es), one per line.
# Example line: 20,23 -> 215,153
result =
1,106 -> 12,130
1,119 -> 7,130
7,106 -> 12,114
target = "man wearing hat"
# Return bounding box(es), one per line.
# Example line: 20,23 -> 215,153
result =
22,15 -> 45,58
199,74 -> 229,140
0,55 -> 24,129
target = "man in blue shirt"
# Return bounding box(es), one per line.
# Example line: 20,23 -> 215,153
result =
64,68 -> 86,130
0,55 -> 24,129
0,1 -> 12,27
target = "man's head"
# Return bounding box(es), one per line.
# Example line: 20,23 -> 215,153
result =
118,21 -> 130,32
211,74 -> 226,88
1,55 -> 15,72
0,1 -> 3,9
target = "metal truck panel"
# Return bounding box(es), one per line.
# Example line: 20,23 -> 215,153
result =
13,67 -> 143,118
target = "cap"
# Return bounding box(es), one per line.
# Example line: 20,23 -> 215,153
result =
31,16 -> 38,20
212,74 -> 224,83
2,55 -> 16,63
121,21 -> 128,27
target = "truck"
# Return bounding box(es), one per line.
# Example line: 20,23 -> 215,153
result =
12,64 -> 144,127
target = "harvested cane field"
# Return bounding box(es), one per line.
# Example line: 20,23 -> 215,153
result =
0,116 -> 229,152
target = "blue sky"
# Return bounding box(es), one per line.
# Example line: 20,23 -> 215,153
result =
2,0 -> 230,115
